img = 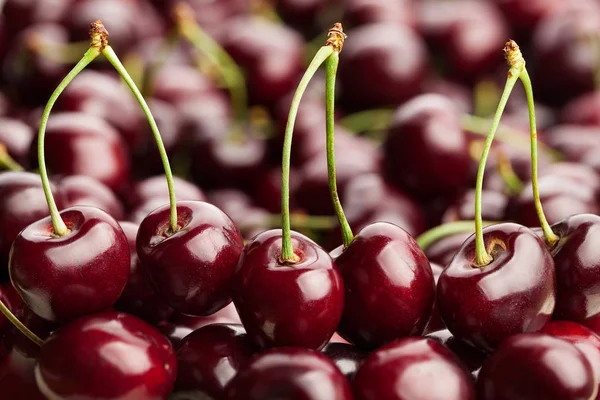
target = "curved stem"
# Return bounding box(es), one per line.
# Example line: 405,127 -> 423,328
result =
473,74 -> 520,266
326,52 -> 353,247
240,214 -> 338,232
280,45 -> 334,263
0,300 -> 43,346
102,46 -> 178,233
496,149 -> 524,195
416,220 -> 497,251
519,69 -> 559,246
38,47 -> 101,236
175,3 -> 248,123
0,144 -> 24,171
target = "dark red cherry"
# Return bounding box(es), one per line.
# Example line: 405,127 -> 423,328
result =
36,311 -> 176,399
0,118 -> 34,168
437,223 -> 556,353
225,347 -> 353,400
218,16 -> 304,107
384,94 -> 472,200
442,189 -> 509,223
492,0 -> 566,38
206,189 -> 271,240
331,222 -> 435,349
126,175 -> 206,211
344,0 -> 416,28
550,214 -> 600,323
353,337 -> 476,400
561,92 -> 600,128
477,333 -> 596,400
540,320 -> 600,395
546,125 -> 600,163
424,262 -> 446,334
159,302 -> 241,347
0,283 -> 21,335
174,323 -> 255,399
9,206 -> 130,323
232,229 -> 344,349
426,329 -> 487,375
0,171 -> 63,278
114,221 -> 173,325
29,112 -> 131,193
321,342 -> 367,382
56,175 -> 125,220
150,64 -> 217,106
338,23 -> 428,110
137,201 -> 244,316
56,70 -> 143,150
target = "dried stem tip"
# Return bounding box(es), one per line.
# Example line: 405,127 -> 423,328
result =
503,40 -> 524,76
325,23 -> 346,53
90,20 -> 109,51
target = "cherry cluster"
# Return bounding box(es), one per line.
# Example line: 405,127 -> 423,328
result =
1,1 -> 600,400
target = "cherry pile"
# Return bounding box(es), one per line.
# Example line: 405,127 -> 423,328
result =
1,1 -> 600,399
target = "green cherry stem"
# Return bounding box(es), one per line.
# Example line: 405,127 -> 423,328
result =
38,45 -> 102,236
473,42 -> 522,266
519,67 -> 559,246
279,23 -> 345,263
101,44 -> 179,232
416,220 -> 497,251
0,144 -> 24,171
0,301 -> 43,346
326,49 -> 353,247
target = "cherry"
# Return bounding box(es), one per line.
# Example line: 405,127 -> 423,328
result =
353,337 -> 476,400
150,64 -> 217,106
275,0 -> 332,37
0,118 -> 34,168
217,16 -> 304,107
56,70 -> 143,150
164,0 -> 250,35
35,311 -> 176,399
114,221 -> 173,325
126,175 -> 206,211
225,347 -> 353,400
438,223 -> 556,353
159,302 -> 241,347
331,222 -> 435,350
56,175 -> 125,220
424,262 -> 446,334
561,92 -> 600,128
0,171 -> 63,278
137,201 -> 244,316
173,323 -> 255,399
492,0 -> 567,39
426,329 -> 487,375
546,125 -> 600,163
338,23 -> 428,110
384,94 -> 472,200
344,0 -> 416,28
207,189 -> 271,239
29,112 -> 131,193
9,206 -> 130,323
321,342 -> 367,382
477,333 -> 596,400
232,229 -> 344,349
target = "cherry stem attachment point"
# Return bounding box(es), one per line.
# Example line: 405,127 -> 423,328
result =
416,220 -> 497,251
0,300 -> 43,346
0,144 -> 24,171
326,51 -> 353,247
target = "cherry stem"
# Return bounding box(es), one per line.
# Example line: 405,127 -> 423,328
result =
0,300 -> 43,346
326,51 -> 353,247
102,45 -> 179,233
496,149 -> 524,195
339,108 -> 394,135
239,214 -> 338,232
280,44 -> 334,263
520,68 -> 559,246
0,144 -> 24,171
174,2 -> 248,123
416,220 -> 497,251
38,46 -> 101,236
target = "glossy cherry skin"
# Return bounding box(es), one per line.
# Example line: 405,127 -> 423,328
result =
321,342 -> 367,382
550,214 -> 600,323
437,223 -> 556,353
232,229 -> 344,350
331,222 -> 435,350
384,94 -> 471,200
225,347 -> 353,400
0,117 -> 34,167
9,206 -> 130,323
173,323 -> 255,399
56,175 -> 125,220
29,112 -> 131,193
353,337 -> 476,400
0,171 -> 63,278
35,311 -> 176,399
137,201 -> 244,316
426,329 -> 487,375
477,333 -> 596,400
540,320 -> 600,396
115,221 -> 173,325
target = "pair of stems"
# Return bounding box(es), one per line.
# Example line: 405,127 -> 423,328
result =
279,23 -> 353,263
